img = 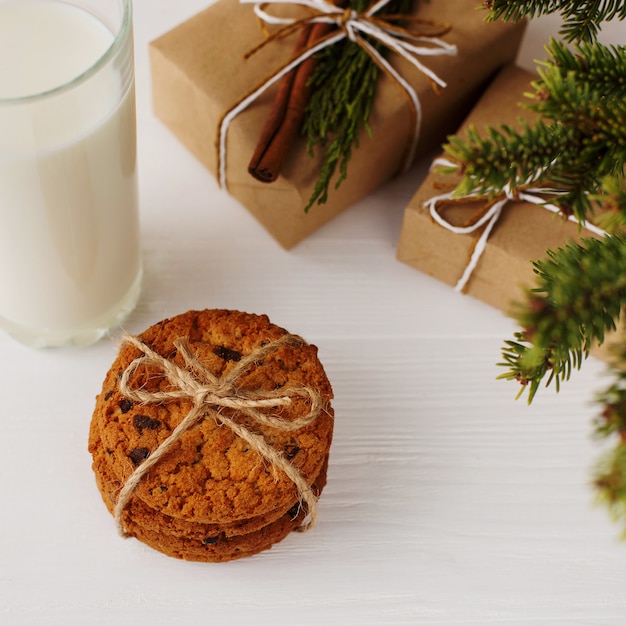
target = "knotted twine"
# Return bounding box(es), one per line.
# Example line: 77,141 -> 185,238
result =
424,157 -> 607,293
218,0 -> 457,188
114,333 -> 324,537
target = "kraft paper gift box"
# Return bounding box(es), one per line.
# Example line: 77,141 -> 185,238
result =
149,0 -> 526,249
396,64 -> 621,362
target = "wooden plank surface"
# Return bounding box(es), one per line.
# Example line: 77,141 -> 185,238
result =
1,2 -> 625,624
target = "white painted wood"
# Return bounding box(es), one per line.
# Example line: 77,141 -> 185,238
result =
1,2 -> 625,624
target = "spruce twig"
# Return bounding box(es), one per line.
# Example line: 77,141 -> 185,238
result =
443,40 -> 626,222
461,0 -> 626,534
498,234 -> 626,402
484,0 -> 626,42
594,362 -> 626,535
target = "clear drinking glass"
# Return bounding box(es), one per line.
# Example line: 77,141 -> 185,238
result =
0,0 -> 141,348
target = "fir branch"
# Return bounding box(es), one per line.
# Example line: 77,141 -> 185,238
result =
595,364 -> 626,438
301,0 -> 413,211
538,39 -> 626,101
593,366 -> 626,534
442,40 -> 626,222
531,43 -> 626,160
444,120 -> 570,195
444,120 -> 605,221
484,0 -> 626,42
594,444 -> 626,535
482,0 -> 626,537
594,176 -> 626,232
498,234 -> 626,402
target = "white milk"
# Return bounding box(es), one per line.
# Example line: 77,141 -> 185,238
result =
0,0 -> 141,346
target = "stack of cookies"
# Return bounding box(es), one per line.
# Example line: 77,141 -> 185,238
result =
88,309 -> 334,562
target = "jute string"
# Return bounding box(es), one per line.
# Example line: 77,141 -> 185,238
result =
113,333 -> 324,536
425,157 -> 607,293
217,0 -> 457,189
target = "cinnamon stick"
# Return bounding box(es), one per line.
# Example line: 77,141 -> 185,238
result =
248,21 -> 335,183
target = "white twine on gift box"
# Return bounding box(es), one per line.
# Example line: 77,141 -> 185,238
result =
217,0 -> 458,189
425,157 -> 607,293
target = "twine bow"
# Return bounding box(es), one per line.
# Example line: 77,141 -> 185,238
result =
425,157 -> 607,293
218,0 -> 457,188
114,333 -> 324,536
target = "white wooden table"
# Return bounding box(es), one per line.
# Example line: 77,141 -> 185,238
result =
1,3 -> 624,624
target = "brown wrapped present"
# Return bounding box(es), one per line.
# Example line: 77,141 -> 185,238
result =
396,64 -> 619,362
150,0 -> 526,249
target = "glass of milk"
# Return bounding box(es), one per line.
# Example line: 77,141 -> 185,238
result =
0,0 -> 142,348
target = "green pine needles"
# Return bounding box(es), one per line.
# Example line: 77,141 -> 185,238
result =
594,363 -> 626,534
301,0 -> 414,211
485,0 -> 626,42
441,1 -> 626,532
498,234 -> 626,402
444,39 -> 626,222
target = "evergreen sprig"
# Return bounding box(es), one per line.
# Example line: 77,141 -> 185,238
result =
473,0 -> 626,534
484,0 -> 626,42
595,175 -> 626,232
498,234 -> 626,402
594,365 -> 626,535
540,39 -> 626,100
301,0 -> 414,211
443,40 -> 626,222
445,120 -> 571,195
594,446 -> 626,534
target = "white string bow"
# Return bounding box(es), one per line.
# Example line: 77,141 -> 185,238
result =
425,157 -> 606,293
218,0 -> 457,188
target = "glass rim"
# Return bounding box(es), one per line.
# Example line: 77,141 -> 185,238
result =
0,0 -> 132,105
